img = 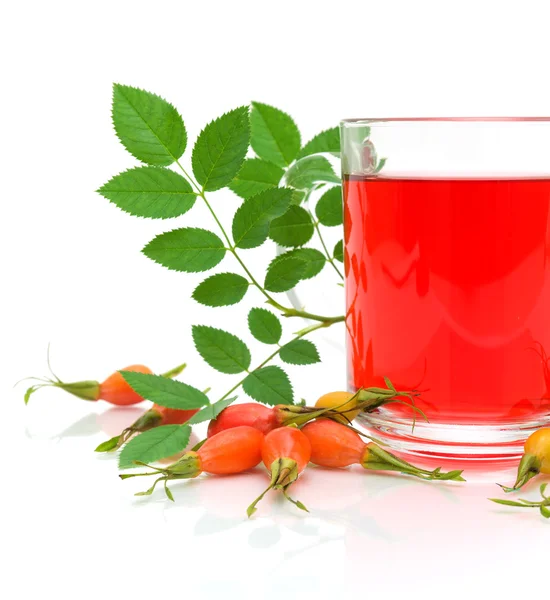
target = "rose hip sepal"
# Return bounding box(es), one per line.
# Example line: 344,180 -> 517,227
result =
95,404 -> 199,452
489,483 -> 550,519
498,428 -> 550,492
247,426 -> 311,518
23,361 -> 187,406
301,419 -> 465,481
120,426 -> 264,500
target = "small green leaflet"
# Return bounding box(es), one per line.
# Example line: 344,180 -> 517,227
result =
250,102 -> 301,168
186,396 -> 238,425
119,425 -> 191,469
232,188 -> 293,249
192,325 -> 251,374
271,248 -> 326,280
229,158 -> 284,200
192,273 -> 249,307
97,166 -> 196,219
112,84 -> 186,166
142,227 -> 225,272
374,157 -> 387,173
248,308 -> 282,344
334,239 -> 344,263
119,371 -> 209,410
264,256 -> 308,292
297,127 -> 340,159
280,339 -> 321,365
243,366 -> 294,405
269,205 -> 314,247
315,185 -> 343,227
192,107 -> 250,191
285,156 -> 340,190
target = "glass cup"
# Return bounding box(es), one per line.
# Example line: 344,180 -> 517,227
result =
340,118 -> 550,461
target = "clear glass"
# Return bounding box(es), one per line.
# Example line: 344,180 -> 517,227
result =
340,118 -> 550,461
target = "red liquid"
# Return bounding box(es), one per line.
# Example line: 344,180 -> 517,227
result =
344,176 -> 550,424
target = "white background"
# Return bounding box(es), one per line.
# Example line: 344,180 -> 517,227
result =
2,1 -> 550,599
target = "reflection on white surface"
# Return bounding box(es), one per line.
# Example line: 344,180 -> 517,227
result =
10,400 -> 549,600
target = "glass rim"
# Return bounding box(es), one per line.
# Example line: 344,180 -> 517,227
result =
341,117 -> 550,124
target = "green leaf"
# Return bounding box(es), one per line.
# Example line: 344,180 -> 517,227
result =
315,186 -> 343,227
269,205 -> 314,247
192,273 -> 249,307
192,107 -> 250,191
119,371 -> 209,410
250,102 -> 301,167
271,248 -> 326,280
229,158 -> 284,200
232,187 -> 293,249
285,156 -> 340,190
112,84 -> 186,166
186,396 -> 238,425
243,366 -> 294,405
119,425 -> 191,469
97,166 -> 196,219
142,227 -> 225,272
279,339 -> 321,365
248,308 -> 282,344
540,505 -> 550,518
334,239 -> 344,263
24,386 -> 38,405
264,256 -> 308,292
192,325 -> 251,374
297,127 -> 340,159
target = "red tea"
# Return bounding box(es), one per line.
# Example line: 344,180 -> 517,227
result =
344,176 -> 550,423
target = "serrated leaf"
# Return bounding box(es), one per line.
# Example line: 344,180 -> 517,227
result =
297,127 -> 340,159
315,186 -> 343,227
97,166 -> 196,219
232,187 -> 293,249
142,227 -> 225,272
285,156 -> 340,190
192,325 -> 251,374
186,396 -> 238,425
248,308 -> 282,344
192,107 -> 250,191
264,256 -> 308,293
112,84 -> 186,166
192,273 -> 249,307
250,102 -> 301,168
119,424 -> 191,469
243,366 -> 294,405
269,205 -> 314,247
279,339 -> 321,365
271,248 -> 326,280
229,158 -> 284,200
119,372 -> 209,410
334,239 -> 344,263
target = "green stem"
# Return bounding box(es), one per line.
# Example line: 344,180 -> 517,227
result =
309,209 -> 344,281
173,160 -> 344,324
216,321 -> 329,404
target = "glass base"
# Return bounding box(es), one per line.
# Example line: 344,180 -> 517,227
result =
356,409 -> 550,463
